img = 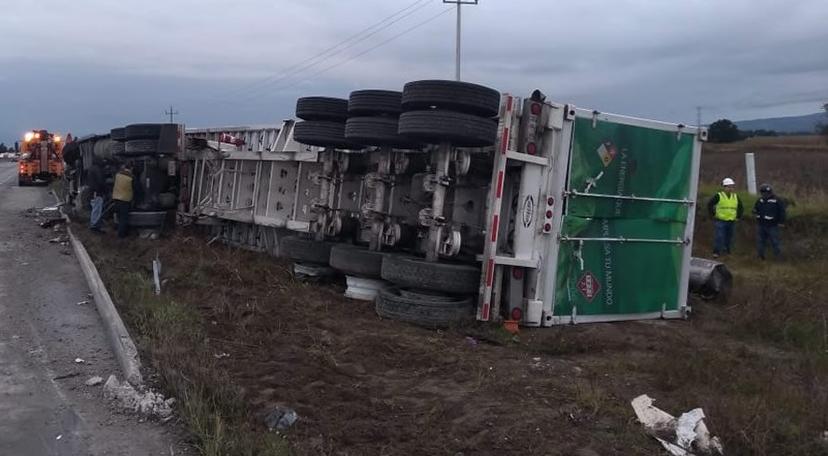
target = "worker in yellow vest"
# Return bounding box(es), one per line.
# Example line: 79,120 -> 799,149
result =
707,177 -> 743,258
112,163 -> 135,238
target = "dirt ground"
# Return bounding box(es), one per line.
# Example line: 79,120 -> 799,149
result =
75,135 -> 828,456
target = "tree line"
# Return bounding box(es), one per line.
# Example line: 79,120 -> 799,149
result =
709,103 -> 828,143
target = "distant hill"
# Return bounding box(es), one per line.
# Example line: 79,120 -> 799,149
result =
734,112 -> 827,134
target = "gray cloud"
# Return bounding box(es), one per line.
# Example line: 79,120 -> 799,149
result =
1,0 -> 827,144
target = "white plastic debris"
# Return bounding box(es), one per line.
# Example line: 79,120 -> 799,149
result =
74,358 -> 85,364
85,376 -> 104,386
103,375 -> 174,421
631,394 -> 724,455
264,406 -> 298,431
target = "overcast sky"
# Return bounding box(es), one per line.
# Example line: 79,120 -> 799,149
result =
1,0 -> 827,145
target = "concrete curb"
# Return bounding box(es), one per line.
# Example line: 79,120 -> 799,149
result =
55,193 -> 144,387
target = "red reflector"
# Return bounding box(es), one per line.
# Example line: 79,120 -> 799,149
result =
511,307 -> 523,321
544,223 -> 552,232
547,197 -> 555,206
512,267 -> 524,280
526,142 -> 537,155
530,102 -> 542,115
546,210 -> 553,218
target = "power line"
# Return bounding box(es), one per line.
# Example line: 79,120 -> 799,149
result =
226,0 -> 432,99
260,7 -> 454,96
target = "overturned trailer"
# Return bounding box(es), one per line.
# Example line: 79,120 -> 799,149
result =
174,80 -> 711,327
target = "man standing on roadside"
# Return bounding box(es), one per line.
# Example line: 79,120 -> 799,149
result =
86,162 -> 106,233
111,163 -> 134,238
753,183 -> 786,260
707,177 -> 743,258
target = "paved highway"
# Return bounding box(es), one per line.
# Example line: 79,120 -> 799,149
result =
0,161 -> 185,455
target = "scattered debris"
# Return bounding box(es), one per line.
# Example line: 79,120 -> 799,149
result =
76,300 -> 90,306
74,358 -> 85,364
49,235 -> 69,243
152,256 -> 162,295
53,372 -> 81,381
631,394 -> 724,455
103,375 -> 175,421
85,376 -> 104,387
56,434 -> 62,440
464,336 -> 479,347
40,218 -> 65,228
264,405 -> 298,431
213,352 -> 230,359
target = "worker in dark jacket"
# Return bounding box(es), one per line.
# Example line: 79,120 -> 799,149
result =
753,183 -> 786,259
707,177 -> 743,258
112,163 -> 135,238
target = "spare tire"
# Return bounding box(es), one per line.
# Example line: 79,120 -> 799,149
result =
124,139 -> 158,155
380,254 -> 479,295
348,90 -> 402,116
293,121 -> 360,149
375,288 -> 473,328
345,117 -> 420,148
329,244 -> 385,278
401,80 -> 500,118
125,123 -> 163,140
110,127 -> 126,142
280,235 -> 334,264
296,97 -> 348,121
398,110 -> 498,147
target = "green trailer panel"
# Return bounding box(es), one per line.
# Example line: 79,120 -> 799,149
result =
552,117 -> 695,320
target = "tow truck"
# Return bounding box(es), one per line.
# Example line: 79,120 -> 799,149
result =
19,129 -> 64,186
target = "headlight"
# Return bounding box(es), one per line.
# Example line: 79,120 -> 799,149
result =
54,135 -> 61,142
24,132 -> 34,142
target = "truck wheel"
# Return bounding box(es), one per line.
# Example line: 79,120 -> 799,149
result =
345,117 -> 420,149
124,139 -> 158,155
125,124 -> 163,140
18,179 -> 28,187
329,244 -> 385,278
347,90 -> 402,116
110,127 -> 127,141
293,121 -> 361,149
398,110 -> 498,148
401,80 -> 501,118
295,97 -> 348,121
380,254 -> 480,295
280,235 -> 334,264
375,287 -> 473,328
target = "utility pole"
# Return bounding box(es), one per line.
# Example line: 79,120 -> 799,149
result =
165,105 -> 179,124
443,0 -> 478,81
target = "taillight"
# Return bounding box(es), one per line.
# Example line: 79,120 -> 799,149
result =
512,267 -> 524,280
510,307 -> 523,321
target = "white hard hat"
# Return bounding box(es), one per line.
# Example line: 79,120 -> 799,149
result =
722,177 -> 735,186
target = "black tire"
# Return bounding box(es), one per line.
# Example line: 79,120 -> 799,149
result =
18,179 -> 28,187
375,288 -> 473,328
293,121 -> 360,149
111,141 -> 126,155
124,139 -> 158,155
398,110 -> 498,147
380,254 -> 480,295
295,97 -> 348,121
110,127 -> 126,141
124,123 -> 163,140
401,80 -> 500,118
329,244 -> 385,278
348,90 -> 402,116
280,235 -> 334,264
345,117 -> 420,148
